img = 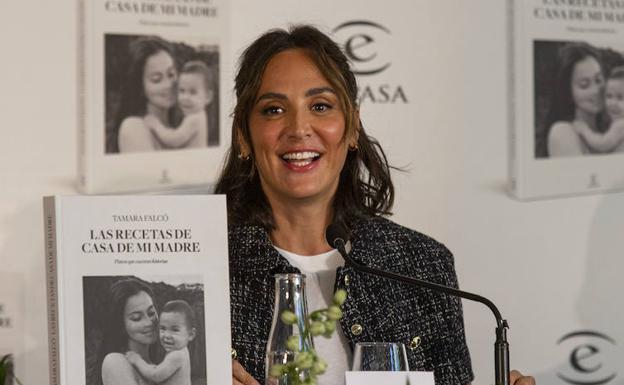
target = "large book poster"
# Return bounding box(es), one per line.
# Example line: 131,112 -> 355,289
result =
78,0 -> 229,194
508,0 -> 624,200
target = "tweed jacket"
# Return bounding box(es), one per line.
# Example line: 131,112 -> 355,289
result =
229,216 -> 474,385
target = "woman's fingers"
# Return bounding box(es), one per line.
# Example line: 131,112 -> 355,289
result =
511,369 -> 536,385
232,359 -> 260,385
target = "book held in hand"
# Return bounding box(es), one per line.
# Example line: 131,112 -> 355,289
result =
43,195 -> 231,385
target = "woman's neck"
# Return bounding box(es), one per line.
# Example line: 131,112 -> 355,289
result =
146,103 -> 169,126
127,340 -> 151,362
269,198 -> 334,256
575,109 -> 598,130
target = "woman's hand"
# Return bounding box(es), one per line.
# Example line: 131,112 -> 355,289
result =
232,359 -> 259,385
144,115 -> 161,131
511,369 -> 536,385
125,351 -> 140,365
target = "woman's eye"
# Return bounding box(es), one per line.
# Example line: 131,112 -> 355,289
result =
262,106 -> 283,115
149,74 -> 163,83
312,103 -> 331,112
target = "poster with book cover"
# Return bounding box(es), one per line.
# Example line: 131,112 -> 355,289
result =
77,0 -> 230,194
508,0 -> 624,200
43,195 -> 231,385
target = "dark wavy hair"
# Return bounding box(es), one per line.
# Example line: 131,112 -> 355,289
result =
215,25 -> 394,230
109,36 -> 176,153
544,42 -> 604,155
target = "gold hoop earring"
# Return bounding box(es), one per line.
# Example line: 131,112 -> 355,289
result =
348,144 -> 358,151
238,152 -> 250,161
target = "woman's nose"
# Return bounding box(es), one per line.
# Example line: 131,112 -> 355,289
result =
285,109 -> 312,139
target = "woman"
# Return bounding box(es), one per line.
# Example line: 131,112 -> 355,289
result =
114,36 -> 178,153
545,42 -> 606,157
100,277 -> 159,385
218,26 -> 535,385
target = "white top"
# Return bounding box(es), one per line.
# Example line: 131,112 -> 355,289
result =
274,246 -> 353,385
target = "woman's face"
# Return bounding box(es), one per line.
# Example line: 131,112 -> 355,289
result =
123,290 -> 158,346
571,56 -> 605,116
143,50 -> 177,110
245,49 -> 355,206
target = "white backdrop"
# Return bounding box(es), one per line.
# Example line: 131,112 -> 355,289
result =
1,1 -> 623,384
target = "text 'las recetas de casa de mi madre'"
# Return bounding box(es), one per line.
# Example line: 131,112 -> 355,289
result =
81,228 -> 201,254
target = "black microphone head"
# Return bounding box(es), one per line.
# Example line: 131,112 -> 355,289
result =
325,222 -> 349,249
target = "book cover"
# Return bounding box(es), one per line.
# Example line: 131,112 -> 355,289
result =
77,0 -> 229,194
508,0 -> 624,200
43,195 -> 231,385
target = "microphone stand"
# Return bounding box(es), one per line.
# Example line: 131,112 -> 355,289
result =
330,235 -> 510,385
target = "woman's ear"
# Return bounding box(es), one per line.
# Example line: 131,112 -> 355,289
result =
348,110 -> 361,149
189,327 -> 196,341
236,128 -> 251,159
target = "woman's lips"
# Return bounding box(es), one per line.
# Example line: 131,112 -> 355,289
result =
280,151 -> 321,172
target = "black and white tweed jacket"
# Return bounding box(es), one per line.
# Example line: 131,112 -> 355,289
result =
229,216 -> 474,385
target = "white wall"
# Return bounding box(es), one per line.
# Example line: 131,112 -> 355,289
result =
1,1 -> 622,384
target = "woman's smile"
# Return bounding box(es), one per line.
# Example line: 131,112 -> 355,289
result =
280,150 -> 322,171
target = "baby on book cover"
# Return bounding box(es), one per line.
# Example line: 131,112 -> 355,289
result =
83,275 -> 207,385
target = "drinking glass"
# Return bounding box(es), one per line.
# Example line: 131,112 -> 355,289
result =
352,342 -> 409,371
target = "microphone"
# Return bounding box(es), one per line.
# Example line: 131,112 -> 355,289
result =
326,222 -> 510,385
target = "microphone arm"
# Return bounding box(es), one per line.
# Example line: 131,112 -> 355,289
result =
329,232 -> 510,385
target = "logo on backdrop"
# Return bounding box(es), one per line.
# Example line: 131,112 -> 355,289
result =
557,330 -> 616,385
332,20 -> 408,104
0,303 -> 12,328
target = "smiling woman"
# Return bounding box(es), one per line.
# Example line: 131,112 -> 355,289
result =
217,25 -> 535,385
113,37 -> 178,153
100,278 -> 159,385
545,42 -> 606,157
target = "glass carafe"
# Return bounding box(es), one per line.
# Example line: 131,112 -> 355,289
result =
265,273 -> 314,385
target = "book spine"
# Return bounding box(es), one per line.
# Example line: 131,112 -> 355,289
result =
77,0 -> 88,193
507,0 -> 518,197
43,197 -> 60,385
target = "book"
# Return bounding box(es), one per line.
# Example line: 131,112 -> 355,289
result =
77,0 -> 229,194
43,195 -> 231,385
508,0 -> 624,200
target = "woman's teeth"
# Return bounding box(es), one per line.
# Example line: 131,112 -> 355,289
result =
281,151 -> 320,167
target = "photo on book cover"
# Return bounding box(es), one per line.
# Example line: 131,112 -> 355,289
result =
534,39 -> 624,159
83,275 -> 207,385
104,34 -> 220,155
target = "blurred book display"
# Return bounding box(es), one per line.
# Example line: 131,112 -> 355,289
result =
0,273 -> 23,385
508,0 -> 624,200
43,195 -> 231,385
77,0 -> 229,194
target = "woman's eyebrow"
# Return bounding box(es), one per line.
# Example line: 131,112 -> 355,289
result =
306,87 -> 336,97
256,92 -> 287,103
126,310 -> 142,317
